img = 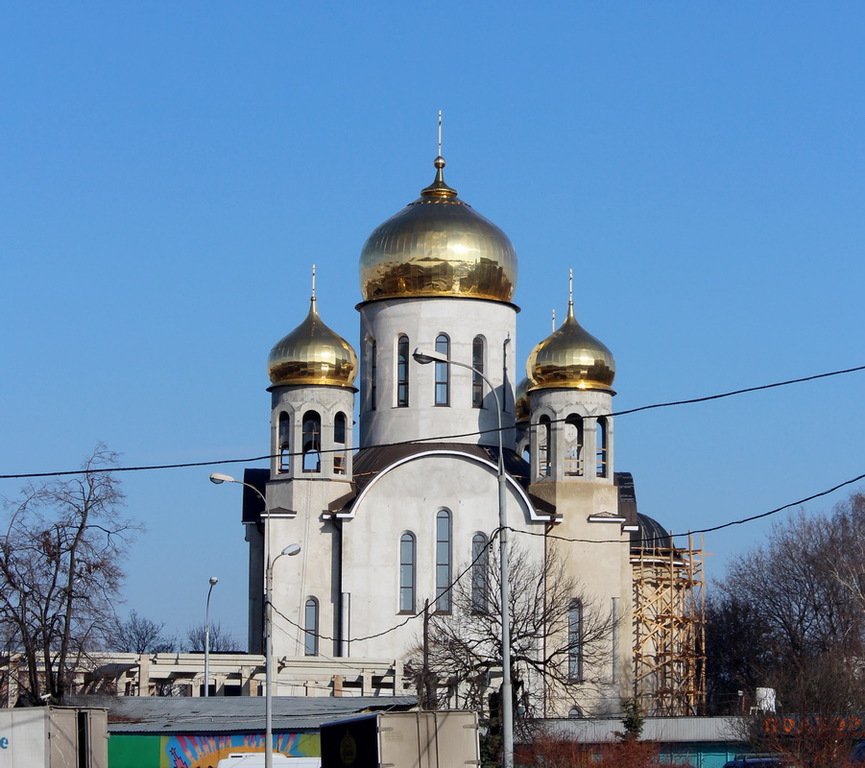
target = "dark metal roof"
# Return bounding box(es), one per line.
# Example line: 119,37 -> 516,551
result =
65,695 -> 417,734
630,512 -> 674,551
613,472 -> 640,528
241,468 -> 269,525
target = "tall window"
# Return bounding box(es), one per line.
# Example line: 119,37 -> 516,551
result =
596,417 -> 608,478
537,415 -> 552,478
333,412 -> 347,475
397,335 -> 409,407
399,532 -> 416,613
564,414 -> 584,477
435,509 -> 452,612
370,339 -> 377,411
472,336 -> 485,408
302,411 -> 321,473
278,412 -> 290,473
568,599 -> 583,681
434,334 -> 450,406
304,597 -> 319,656
471,532 -> 489,613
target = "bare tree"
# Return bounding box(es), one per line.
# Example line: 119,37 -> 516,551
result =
414,543 -> 614,721
706,492 -> 865,765
112,611 -> 175,653
184,622 -> 238,653
0,445 -> 136,703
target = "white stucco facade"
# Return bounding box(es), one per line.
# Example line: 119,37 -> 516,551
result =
241,156 -> 639,717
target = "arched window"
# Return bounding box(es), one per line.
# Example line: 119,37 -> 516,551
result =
302,411 -> 321,473
278,412 -> 290,473
471,532 -> 489,614
436,509 -> 452,612
568,599 -> 583,681
396,335 -> 409,407
472,336 -> 485,408
333,412 -> 347,475
399,532 -> 416,614
564,414 -> 584,477
596,417 -> 608,478
537,415 -> 552,478
370,339 -> 378,411
434,334 -> 450,406
304,597 -> 319,656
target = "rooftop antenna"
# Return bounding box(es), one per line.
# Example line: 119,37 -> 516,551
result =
437,109 -> 443,158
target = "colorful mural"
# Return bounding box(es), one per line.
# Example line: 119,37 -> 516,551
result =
108,732 -> 319,768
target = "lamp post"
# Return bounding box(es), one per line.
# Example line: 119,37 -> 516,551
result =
204,576 -> 219,698
412,347 -> 514,768
209,472 -> 301,768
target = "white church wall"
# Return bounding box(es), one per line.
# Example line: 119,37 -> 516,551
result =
358,297 -> 518,448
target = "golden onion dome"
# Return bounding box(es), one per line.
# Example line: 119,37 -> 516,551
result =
527,288 -> 615,393
268,291 -> 358,390
515,377 -> 531,424
359,155 -> 518,303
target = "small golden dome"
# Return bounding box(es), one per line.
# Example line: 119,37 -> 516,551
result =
359,155 -> 518,303
526,292 -> 615,393
515,377 -> 531,424
268,293 -> 358,390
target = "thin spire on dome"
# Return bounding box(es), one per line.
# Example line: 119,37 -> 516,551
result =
421,109 -> 457,199
310,264 -> 318,313
551,309 -> 556,332
567,267 -> 575,320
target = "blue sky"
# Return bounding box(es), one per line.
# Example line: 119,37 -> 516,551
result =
2,3 -> 863,645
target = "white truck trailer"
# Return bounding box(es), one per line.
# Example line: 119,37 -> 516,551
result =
320,711 -> 479,768
0,706 -> 107,768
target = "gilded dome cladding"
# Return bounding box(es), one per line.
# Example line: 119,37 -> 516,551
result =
359,156 -> 518,303
268,296 -> 358,389
527,302 -> 616,393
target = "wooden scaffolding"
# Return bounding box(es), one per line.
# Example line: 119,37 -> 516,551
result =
631,532 -> 705,716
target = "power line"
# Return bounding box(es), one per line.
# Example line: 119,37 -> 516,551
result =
1,362 -> 862,481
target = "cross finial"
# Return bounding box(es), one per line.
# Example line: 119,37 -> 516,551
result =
552,308 -> 557,332
437,110 -> 443,159
311,264 -> 317,301
568,268 -> 574,310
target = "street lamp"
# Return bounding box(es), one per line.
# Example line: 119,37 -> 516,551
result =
412,347 -> 515,768
204,576 -> 219,698
209,472 -> 301,768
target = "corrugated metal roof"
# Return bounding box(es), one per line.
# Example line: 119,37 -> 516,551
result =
542,716 -> 747,744
65,695 -> 417,734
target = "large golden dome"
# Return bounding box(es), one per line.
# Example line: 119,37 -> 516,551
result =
527,295 -> 615,393
268,293 -> 358,390
359,155 -> 517,303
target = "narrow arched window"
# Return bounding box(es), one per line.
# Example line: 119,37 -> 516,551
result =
538,415 -> 552,478
333,412 -> 347,475
397,335 -> 409,407
596,417 -> 608,478
278,412 -> 290,473
304,597 -> 319,656
434,334 -> 450,406
370,339 -> 378,411
472,336 -> 485,408
436,509 -> 452,612
399,532 -> 416,614
471,532 -> 489,614
302,411 -> 321,473
568,599 -> 583,681
564,414 -> 584,477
